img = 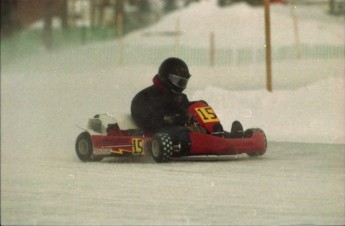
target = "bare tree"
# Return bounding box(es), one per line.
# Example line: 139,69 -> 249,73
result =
165,0 -> 177,12
329,0 -> 335,14
61,0 -> 69,29
114,0 -> 125,25
1,0 -> 19,37
43,0 -> 53,49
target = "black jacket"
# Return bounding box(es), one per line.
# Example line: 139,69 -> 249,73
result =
131,82 -> 189,133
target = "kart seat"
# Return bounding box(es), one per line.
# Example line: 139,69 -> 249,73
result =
113,113 -> 137,129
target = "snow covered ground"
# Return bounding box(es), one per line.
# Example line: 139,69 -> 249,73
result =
1,142 -> 344,225
1,1 -> 344,225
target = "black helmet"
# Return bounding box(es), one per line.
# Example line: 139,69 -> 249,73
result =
157,57 -> 191,92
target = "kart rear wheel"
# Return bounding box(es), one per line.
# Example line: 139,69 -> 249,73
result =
151,132 -> 174,163
246,128 -> 267,157
75,132 -> 102,162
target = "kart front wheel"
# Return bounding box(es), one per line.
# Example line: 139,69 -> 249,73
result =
151,132 -> 174,163
75,132 -> 102,162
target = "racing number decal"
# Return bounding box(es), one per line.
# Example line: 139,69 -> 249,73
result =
132,138 -> 144,155
195,107 -> 220,123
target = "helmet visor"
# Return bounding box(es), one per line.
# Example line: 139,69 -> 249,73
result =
168,73 -> 189,90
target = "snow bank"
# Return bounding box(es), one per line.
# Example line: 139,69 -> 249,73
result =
126,1 -> 344,48
192,76 -> 345,144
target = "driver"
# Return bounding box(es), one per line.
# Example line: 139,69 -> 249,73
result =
131,57 -> 191,133
131,57 -> 244,138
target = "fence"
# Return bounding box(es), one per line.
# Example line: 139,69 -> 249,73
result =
116,43 -> 344,66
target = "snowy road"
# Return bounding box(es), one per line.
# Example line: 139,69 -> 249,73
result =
1,142 -> 344,225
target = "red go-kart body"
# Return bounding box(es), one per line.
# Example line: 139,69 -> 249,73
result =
189,130 -> 266,156
75,102 -> 267,162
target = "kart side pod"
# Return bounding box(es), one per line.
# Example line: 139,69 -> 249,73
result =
188,128 -> 267,156
150,128 -> 267,162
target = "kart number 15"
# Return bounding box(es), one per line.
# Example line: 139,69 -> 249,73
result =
132,138 -> 144,155
195,107 -> 220,123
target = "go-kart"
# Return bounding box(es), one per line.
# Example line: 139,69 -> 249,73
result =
75,102 -> 267,163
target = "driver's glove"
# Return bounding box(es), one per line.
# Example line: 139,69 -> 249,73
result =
163,114 -> 188,126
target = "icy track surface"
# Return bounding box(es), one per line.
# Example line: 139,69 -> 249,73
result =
1,143 -> 344,225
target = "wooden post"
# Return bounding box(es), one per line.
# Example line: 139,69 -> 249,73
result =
264,0 -> 272,92
117,13 -> 124,65
210,32 -> 215,67
290,0 -> 301,59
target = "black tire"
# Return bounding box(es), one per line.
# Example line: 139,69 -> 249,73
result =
246,128 -> 267,157
75,132 -> 102,162
151,132 -> 174,163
